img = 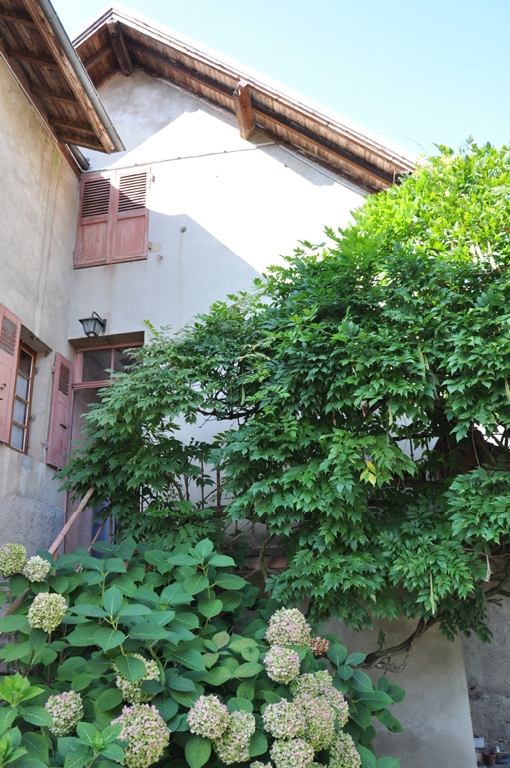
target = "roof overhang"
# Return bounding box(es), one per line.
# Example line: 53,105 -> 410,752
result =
74,7 -> 415,192
0,0 -> 124,159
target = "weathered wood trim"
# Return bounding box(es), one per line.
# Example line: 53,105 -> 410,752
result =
107,20 -> 133,76
5,46 -> 59,68
22,0 -> 116,153
82,42 -> 113,71
49,118 -> 97,137
0,9 -> 36,25
31,85 -> 79,104
233,81 -> 255,140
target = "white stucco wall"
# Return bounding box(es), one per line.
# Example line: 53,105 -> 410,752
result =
69,70 -> 365,338
0,54 -> 79,549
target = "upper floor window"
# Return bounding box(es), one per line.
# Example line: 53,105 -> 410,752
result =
74,167 -> 150,268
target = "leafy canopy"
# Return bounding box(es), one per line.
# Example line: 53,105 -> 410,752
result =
62,142 -> 510,655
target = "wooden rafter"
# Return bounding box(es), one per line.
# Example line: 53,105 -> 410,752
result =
233,80 -> 255,140
5,46 -> 59,68
82,42 -> 112,72
31,85 -> 79,104
21,0 -> 116,153
107,20 -> 133,76
0,9 -> 35,25
49,118 -> 97,137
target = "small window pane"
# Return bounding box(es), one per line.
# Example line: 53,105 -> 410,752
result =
18,349 -> 33,377
13,399 -> 27,425
113,348 -> 136,373
10,424 -> 25,451
82,349 -> 112,382
15,373 -> 29,400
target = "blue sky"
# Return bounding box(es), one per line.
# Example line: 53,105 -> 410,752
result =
51,0 -> 510,157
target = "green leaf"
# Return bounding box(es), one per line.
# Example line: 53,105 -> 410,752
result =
0,615 -> 28,632
357,744 -> 377,768
0,708 -> 17,733
8,574 -> 29,597
172,612 -> 200,630
194,540 -> 214,559
212,631 -> 229,648
70,604 -> 107,618
327,643 -> 347,666
226,697 -> 253,712
20,733 -> 49,763
182,574 -> 209,595
249,730 -> 268,757
214,573 -> 248,589
206,554 -> 235,567
197,598 -> 223,619
346,651 -> 366,666
235,662 -> 263,678
94,627 -> 126,650
100,743 -> 125,762
168,649 -> 205,671
356,690 -> 394,710
19,706 -> 53,727
76,722 -> 99,746
169,676 -> 196,692
95,687 -> 124,712
102,586 -> 123,616
376,708 -> 404,732
63,751 -> 90,768
66,624 -> 101,647
185,735 -> 211,768
376,757 -> 401,768
350,668 -> 375,693
128,623 -> 170,641
114,654 -> 146,683
203,666 -> 232,686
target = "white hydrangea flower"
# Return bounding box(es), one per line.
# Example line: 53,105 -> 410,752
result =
23,555 -> 51,582
27,592 -> 67,632
45,690 -> 83,736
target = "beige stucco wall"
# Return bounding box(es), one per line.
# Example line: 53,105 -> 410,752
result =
69,70 -> 366,338
0,54 -> 80,550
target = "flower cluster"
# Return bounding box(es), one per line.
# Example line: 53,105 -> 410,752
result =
264,646 -> 300,684
187,695 -> 231,740
290,672 -> 349,728
309,636 -> 330,658
27,592 -> 67,632
115,654 -> 160,703
262,699 -> 305,739
270,737 -> 315,768
294,693 -> 335,750
265,608 -> 312,647
328,731 -> 361,768
250,763 -> 273,768
213,710 -> 256,764
45,690 -> 83,736
0,543 -> 27,577
112,703 -> 170,768
23,555 -> 51,582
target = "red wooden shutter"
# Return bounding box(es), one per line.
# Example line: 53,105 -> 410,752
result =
74,173 -> 114,268
0,305 -> 21,443
46,352 -> 73,469
111,169 -> 149,263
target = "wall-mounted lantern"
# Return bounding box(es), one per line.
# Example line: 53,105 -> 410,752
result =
79,312 -> 107,338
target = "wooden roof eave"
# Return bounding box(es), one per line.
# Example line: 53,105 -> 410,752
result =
75,9 -> 415,189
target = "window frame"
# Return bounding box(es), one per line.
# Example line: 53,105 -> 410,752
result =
9,342 -> 35,454
74,166 -> 150,269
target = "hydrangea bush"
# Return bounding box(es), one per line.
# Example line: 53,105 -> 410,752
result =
0,540 -> 404,768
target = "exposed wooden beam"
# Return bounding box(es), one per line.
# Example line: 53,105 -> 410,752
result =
82,42 -> 112,72
107,21 -> 133,76
31,85 -> 79,105
0,9 -> 36,25
233,81 -> 255,140
134,42 -> 233,100
49,118 -> 97,137
21,0 -> 116,153
5,47 -> 59,68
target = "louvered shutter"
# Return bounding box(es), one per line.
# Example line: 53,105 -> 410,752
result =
111,170 -> 149,262
46,352 -> 73,469
0,305 -> 21,443
74,173 -> 114,267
